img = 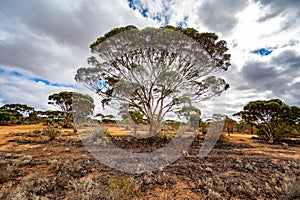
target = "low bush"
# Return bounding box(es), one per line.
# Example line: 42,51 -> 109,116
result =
43,126 -> 60,141
32,129 -> 41,134
92,128 -> 111,140
104,176 -> 139,200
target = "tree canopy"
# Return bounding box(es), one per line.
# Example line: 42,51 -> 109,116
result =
0,104 -> 34,119
223,116 -> 237,136
234,99 -> 300,142
48,91 -> 95,127
0,104 -> 35,124
0,111 -> 17,125
75,25 -> 231,135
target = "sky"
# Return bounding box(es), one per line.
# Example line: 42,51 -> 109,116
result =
0,0 -> 299,118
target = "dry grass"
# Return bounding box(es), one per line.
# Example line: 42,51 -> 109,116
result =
0,125 -> 299,199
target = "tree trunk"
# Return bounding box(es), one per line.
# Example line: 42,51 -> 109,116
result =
64,113 -> 71,128
149,119 -> 161,136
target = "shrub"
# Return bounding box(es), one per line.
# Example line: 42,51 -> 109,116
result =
104,176 -> 139,199
32,129 -> 41,134
218,134 -> 231,145
21,172 -> 55,195
0,184 -> 28,200
68,177 -> 101,199
159,132 -> 174,142
12,154 -> 33,167
43,126 -> 60,141
0,164 -> 16,184
92,128 -> 111,140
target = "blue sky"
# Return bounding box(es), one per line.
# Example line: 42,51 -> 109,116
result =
0,68 -> 73,87
0,0 -> 299,116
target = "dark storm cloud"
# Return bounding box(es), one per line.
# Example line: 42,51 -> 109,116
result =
197,0 -> 249,33
254,0 -> 300,22
243,62 -> 277,82
272,50 -> 300,70
241,49 -> 300,105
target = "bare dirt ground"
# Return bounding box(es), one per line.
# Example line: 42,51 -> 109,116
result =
0,125 -> 300,199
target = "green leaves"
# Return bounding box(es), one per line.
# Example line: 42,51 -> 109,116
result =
234,99 -> 300,142
0,104 -> 35,125
0,111 -> 17,125
90,25 -> 138,49
76,25 -> 231,132
163,26 -> 230,71
48,91 -> 95,127
0,104 -> 34,118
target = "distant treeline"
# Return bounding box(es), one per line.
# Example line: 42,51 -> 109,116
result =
1,92 -> 299,142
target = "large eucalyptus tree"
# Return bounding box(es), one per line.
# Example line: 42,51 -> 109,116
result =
75,25 -> 230,135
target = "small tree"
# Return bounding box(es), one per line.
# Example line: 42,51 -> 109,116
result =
223,116 -> 237,136
0,111 -> 16,125
48,91 -> 95,128
199,120 -> 209,134
0,104 -> 34,124
234,99 -> 299,142
95,113 -> 116,124
38,110 -> 65,125
241,122 -> 256,135
176,105 -> 201,131
75,25 -> 230,136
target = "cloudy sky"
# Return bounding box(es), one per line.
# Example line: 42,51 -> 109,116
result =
0,0 -> 299,118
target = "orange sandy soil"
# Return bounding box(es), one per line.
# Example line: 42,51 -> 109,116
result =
0,124 -> 299,161
0,125 -> 299,199
227,132 -> 300,160
0,124 -> 45,150
0,124 -> 46,134
0,124 -> 75,151
103,126 -> 300,160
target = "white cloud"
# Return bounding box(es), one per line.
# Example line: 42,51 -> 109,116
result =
0,0 -> 159,111
0,72 -> 74,111
0,0 -> 299,117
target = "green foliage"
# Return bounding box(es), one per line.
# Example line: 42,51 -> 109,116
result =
43,126 -> 60,141
48,91 -> 95,128
92,128 -> 111,140
76,25 -> 231,136
234,99 -> 300,142
0,104 -> 34,118
104,176 -> 138,200
38,110 -> 65,126
90,25 -> 138,49
27,111 -> 41,124
32,129 -> 41,134
164,119 -> 181,130
101,118 -> 117,124
223,116 -> 237,135
128,110 -> 147,125
163,26 -> 231,71
0,111 -> 16,125
0,104 -> 35,125
95,113 -> 116,124
176,105 -> 201,130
